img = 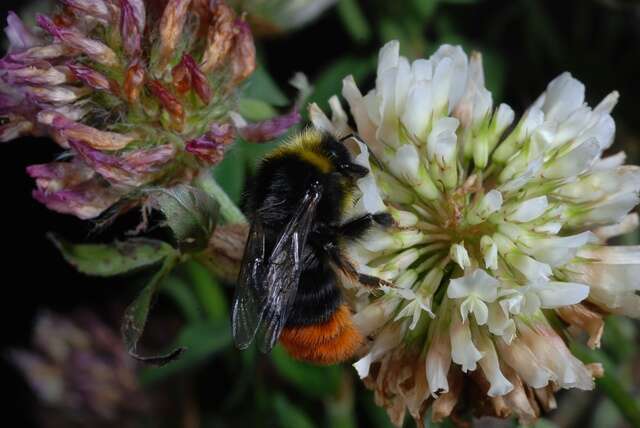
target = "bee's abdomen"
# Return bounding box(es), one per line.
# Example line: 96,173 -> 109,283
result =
279,305 -> 363,364
284,265 -> 342,327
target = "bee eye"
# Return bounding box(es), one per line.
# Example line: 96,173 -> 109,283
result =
339,163 -> 369,179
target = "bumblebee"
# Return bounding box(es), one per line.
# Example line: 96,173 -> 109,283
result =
232,129 -> 392,364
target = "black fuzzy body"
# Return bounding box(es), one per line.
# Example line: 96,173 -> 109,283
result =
246,133 -> 372,327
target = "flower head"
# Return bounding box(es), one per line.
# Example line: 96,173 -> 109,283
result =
1,2 -> 298,219
10,311 -> 148,424
313,41 -> 639,425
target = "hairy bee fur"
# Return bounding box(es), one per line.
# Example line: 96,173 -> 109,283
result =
232,129 -> 392,364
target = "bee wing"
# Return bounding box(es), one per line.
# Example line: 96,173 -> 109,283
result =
232,217 -> 268,349
257,184 -> 323,353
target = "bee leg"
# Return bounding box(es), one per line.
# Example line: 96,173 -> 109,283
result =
357,273 -> 393,290
339,212 -> 394,240
322,241 -> 393,293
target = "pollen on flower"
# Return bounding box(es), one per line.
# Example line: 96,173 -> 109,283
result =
312,40 -> 640,426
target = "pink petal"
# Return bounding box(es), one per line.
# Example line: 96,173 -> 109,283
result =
233,110 -> 300,142
70,140 -> 176,186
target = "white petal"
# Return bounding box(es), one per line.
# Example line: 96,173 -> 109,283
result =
472,88 -> 493,126
468,189 -> 504,225
429,44 -> 469,111
388,144 -> 421,184
450,310 -> 483,373
594,90 -> 619,115
401,82 -> 433,140
472,299 -> 489,325
543,138 -> 601,179
517,320 -> 594,390
554,106 -> 592,146
352,296 -> 400,336
532,281 -> 590,308
475,328 -> 514,397
505,253 -> 552,281
577,114 -> 615,151
431,57 -> 453,115
376,68 -> 401,146
499,158 -> 543,193
450,243 -> 471,269
352,139 -> 387,213
309,103 -> 334,134
592,151 -> 626,172
394,57 -> 412,117
481,235 -> 498,270
495,336 -> 553,389
575,191 -> 640,226
328,95 -> 350,136
353,322 -> 403,378
448,268 -> 499,302
487,302 -> 516,343
377,40 -> 400,78
578,245 -> 640,264
593,214 -> 639,241
453,51 -> 485,128
556,166 -> 640,203
427,117 -> 459,166
342,75 -> 377,150
411,58 -> 433,81
426,329 -> 451,396
493,103 -> 515,134
542,72 -> 585,123
506,196 -> 549,223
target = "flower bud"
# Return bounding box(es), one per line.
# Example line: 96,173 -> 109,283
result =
200,1 -> 235,73
157,0 -> 192,70
37,15 -> 118,66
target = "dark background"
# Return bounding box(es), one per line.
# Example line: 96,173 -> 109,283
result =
2,0 -> 640,426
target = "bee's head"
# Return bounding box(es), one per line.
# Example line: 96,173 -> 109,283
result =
338,162 -> 369,179
324,136 -> 369,179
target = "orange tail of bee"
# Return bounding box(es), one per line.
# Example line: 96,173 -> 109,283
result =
279,304 -> 363,365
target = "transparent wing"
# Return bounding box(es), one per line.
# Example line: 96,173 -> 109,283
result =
257,183 -> 323,353
232,217 -> 267,349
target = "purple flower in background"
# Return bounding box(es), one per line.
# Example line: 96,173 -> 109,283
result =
0,1 -> 299,220
10,311 -> 149,424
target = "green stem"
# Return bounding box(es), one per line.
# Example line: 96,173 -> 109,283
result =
196,169 -> 247,224
572,343 -> 640,428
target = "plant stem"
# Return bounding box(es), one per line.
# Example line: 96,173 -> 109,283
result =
196,169 -> 247,224
572,343 -> 640,428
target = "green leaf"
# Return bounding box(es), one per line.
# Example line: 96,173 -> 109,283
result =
161,275 -> 202,323
238,98 -> 279,121
121,254 -> 184,366
307,56 -> 375,113
150,184 -> 219,252
337,0 -> 372,44
185,261 -> 228,321
242,66 -> 289,107
602,316 -> 637,363
572,343 -> 640,427
50,234 -> 176,276
360,391 -> 394,428
273,394 -> 316,428
412,0 -> 439,19
325,373 -> 356,428
270,346 -> 342,398
139,319 -> 232,384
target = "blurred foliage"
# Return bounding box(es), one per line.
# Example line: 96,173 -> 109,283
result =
6,0 -> 640,427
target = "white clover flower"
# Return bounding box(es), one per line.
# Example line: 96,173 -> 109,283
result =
311,40 -> 640,426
